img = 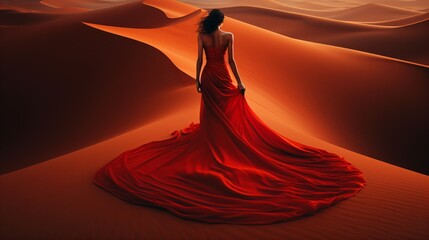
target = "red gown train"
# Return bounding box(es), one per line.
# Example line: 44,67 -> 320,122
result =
93,43 -> 366,225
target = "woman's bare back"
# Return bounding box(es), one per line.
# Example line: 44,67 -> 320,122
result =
201,30 -> 231,49
197,29 -> 245,94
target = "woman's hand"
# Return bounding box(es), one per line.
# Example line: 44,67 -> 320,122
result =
196,80 -> 202,93
238,82 -> 246,95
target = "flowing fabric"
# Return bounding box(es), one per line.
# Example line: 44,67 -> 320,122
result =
93,42 -> 366,225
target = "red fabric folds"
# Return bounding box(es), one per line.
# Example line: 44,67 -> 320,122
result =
93,44 -> 366,225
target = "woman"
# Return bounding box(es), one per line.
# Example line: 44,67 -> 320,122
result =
195,9 -> 246,95
93,9 -> 366,225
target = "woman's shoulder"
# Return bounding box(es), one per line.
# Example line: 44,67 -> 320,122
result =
221,31 -> 233,36
220,31 -> 233,41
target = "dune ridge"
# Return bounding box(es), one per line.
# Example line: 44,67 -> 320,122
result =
220,6 -> 429,66
357,0 -> 429,11
144,0 -> 198,18
39,0 -> 137,10
326,2 -> 424,21
362,11 -> 429,26
180,0 -> 424,21
180,0 -> 348,18
286,1 -> 344,10
0,1 -> 59,13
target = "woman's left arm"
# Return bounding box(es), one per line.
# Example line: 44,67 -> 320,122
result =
196,33 -> 203,84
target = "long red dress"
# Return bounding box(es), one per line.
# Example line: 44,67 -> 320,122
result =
93,41 -> 366,225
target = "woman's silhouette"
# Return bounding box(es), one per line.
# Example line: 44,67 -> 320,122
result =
195,9 -> 245,95
93,9 -> 366,225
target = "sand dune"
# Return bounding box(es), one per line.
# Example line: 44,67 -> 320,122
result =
1,0 -> 429,239
363,11 -> 429,26
39,0 -> 138,10
327,2 -> 424,21
0,0 -> 169,14
0,1 -> 60,13
3,0 -> 428,175
0,5 -> 87,14
144,0 -> 199,18
180,0 -> 424,21
81,8 -> 429,175
220,6 -> 381,37
180,0 -> 346,18
0,8 -> 64,25
263,0 -> 429,12
328,18 -> 429,65
0,1 -> 200,174
1,107 -> 428,239
286,0 -> 357,8
286,1 -> 345,10
0,1 -> 198,28
71,0 -> 200,27
0,0 -> 119,13
221,6 -> 429,66
373,0 -> 429,11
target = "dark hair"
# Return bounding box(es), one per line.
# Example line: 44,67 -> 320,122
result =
196,9 -> 224,34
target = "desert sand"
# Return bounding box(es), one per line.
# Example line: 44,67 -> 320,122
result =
181,0 -> 425,21
220,6 -> 429,65
364,11 -> 429,25
1,0 -> 428,239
